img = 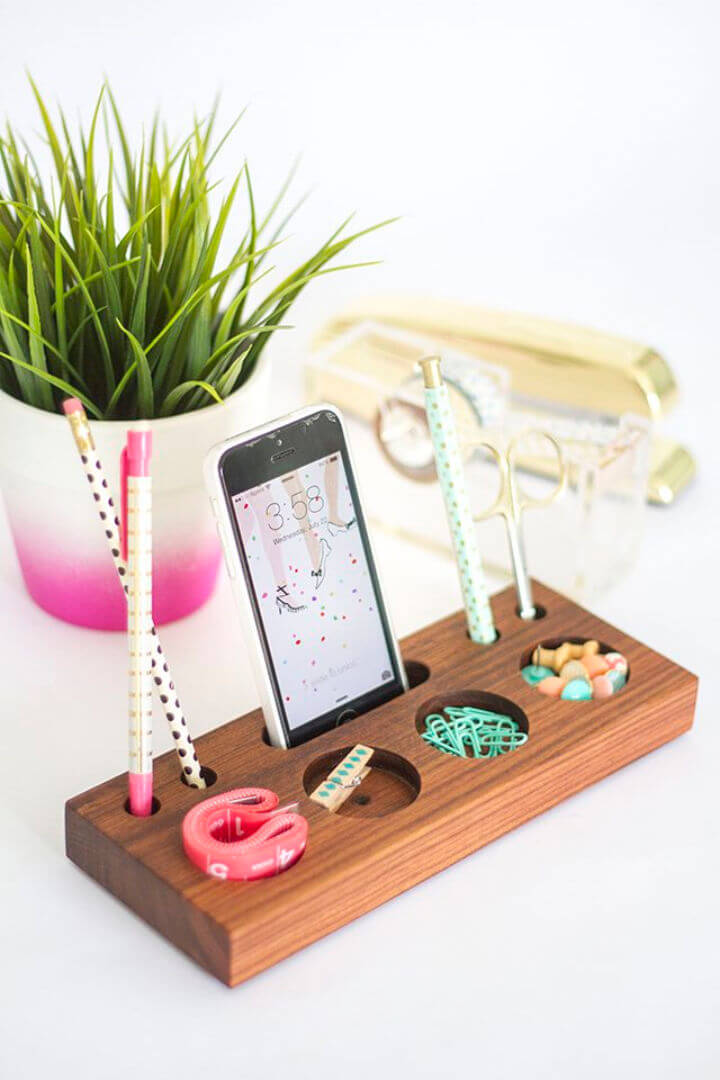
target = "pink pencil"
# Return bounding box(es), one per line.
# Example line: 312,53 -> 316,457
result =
61,398 -> 205,789
123,425 -> 154,816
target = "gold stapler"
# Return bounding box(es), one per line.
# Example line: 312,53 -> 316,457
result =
312,297 -> 696,505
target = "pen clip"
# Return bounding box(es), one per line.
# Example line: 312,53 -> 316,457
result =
119,445 -> 128,562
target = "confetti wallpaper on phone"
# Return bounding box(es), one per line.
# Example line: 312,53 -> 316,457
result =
233,453 -> 394,729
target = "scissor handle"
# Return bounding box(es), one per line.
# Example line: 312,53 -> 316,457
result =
468,430 -> 567,522
466,440 -> 509,522
507,429 -> 567,512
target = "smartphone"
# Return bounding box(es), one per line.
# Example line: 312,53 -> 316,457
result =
205,404 -> 408,748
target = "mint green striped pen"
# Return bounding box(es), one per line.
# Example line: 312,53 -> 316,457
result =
420,356 -> 497,644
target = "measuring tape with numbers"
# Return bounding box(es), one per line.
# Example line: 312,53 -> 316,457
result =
182,787 -> 308,881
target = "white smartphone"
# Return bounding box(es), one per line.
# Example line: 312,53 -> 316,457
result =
204,404 -> 408,748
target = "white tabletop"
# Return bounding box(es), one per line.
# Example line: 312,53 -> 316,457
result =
2,1 -> 719,1075
2,337 -> 717,1077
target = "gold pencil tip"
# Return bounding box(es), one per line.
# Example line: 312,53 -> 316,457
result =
418,355 -> 443,389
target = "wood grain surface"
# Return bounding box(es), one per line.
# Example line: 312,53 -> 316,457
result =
65,582 -> 698,986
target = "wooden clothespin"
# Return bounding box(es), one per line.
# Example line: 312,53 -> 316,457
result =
309,745 -> 374,812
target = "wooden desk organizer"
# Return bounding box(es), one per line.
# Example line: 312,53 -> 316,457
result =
66,582 -> 697,986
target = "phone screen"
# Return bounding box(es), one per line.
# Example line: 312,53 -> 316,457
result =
231,450 -> 396,732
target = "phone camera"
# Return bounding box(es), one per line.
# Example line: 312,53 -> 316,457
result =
275,438 -> 283,446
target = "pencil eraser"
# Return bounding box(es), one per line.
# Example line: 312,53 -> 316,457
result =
126,428 -> 153,473
62,397 -> 84,416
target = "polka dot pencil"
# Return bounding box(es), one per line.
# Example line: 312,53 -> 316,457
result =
419,357 -> 496,644
62,399 -> 206,789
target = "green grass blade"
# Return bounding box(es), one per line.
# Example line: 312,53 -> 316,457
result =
66,305 -> 108,353
129,243 -> 151,342
116,320 -> 154,417
24,253 -> 54,408
215,348 -> 249,396
258,156 -> 300,236
0,350 -> 102,416
80,224 -> 125,358
159,378 -> 222,416
59,109 -> 83,190
198,323 -> 274,380
105,85 -> 136,209
52,180 -> 68,371
52,256 -> 141,310
27,76 -> 66,182
104,358 -> 137,418
234,163 -> 257,326
204,107 -> 247,169
0,268 -> 39,404
246,260 -> 381,327
83,85 -> 105,221
0,306 -> 64,359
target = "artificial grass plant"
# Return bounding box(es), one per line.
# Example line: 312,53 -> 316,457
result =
0,79 -> 391,419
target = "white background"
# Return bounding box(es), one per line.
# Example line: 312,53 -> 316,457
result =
1,2 -> 719,1077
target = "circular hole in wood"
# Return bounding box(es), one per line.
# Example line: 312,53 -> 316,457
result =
302,746 -> 420,818
520,636 -> 629,702
415,690 -> 529,760
515,603 -> 547,621
465,628 -> 502,644
180,765 -> 218,789
123,796 -> 162,816
405,660 -> 431,689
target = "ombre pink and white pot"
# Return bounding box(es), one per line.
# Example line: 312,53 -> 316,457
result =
0,355 -> 271,630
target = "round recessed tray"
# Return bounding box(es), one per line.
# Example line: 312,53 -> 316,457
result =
520,636 -> 629,702
303,746 -> 420,818
415,691 -> 529,760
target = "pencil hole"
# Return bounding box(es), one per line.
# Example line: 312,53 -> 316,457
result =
515,604 -> 547,621
466,628 -> 501,645
405,660 -> 430,688
123,796 -> 162,816
180,765 -> 218,789
262,727 -> 293,748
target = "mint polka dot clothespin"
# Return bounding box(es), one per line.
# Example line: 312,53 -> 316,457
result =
309,744 -> 375,813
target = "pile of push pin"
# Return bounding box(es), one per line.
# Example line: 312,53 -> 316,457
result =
521,640 -> 628,701
422,706 -> 528,759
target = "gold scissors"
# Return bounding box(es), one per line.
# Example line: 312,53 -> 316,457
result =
469,430 -> 567,619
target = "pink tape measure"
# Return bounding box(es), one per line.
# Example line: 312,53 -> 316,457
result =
182,787 -> 308,882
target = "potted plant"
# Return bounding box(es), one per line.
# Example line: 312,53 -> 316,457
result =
0,81 -> 388,628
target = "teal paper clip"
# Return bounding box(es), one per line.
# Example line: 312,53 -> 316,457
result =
421,705 -> 527,761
